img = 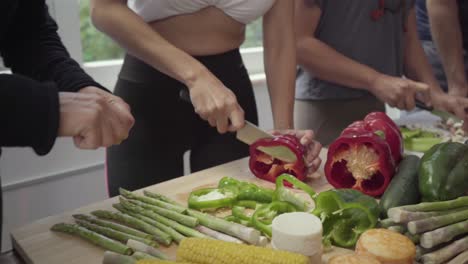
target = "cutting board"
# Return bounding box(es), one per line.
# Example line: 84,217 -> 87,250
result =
11,151 -> 353,264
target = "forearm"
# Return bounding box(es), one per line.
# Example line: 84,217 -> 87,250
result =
90,0 -> 208,87
264,40 -> 296,129
404,9 -> 443,94
296,37 -> 381,92
427,0 -> 467,89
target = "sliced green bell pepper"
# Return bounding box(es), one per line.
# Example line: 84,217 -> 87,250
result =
218,177 -> 274,203
188,187 -> 238,211
250,201 -> 297,237
274,174 -> 315,212
419,142 -> 468,202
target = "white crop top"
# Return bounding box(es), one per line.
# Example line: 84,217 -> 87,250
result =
128,0 -> 276,24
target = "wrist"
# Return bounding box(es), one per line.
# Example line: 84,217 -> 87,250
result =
181,63 -> 208,89
365,71 -> 384,93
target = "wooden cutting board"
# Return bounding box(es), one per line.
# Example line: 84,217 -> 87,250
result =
11,151 -> 353,264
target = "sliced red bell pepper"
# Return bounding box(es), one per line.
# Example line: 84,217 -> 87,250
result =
364,112 -> 403,163
249,135 -> 306,186
325,112 -> 400,197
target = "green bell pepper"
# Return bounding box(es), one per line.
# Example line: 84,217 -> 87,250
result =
274,174 -> 379,248
419,142 -> 468,202
312,189 -> 380,248
188,187 -> 238,211
250,201 -> 297,237
218,177 -> 274,203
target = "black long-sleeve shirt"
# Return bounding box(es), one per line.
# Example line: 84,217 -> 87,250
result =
0,0 -> 107,155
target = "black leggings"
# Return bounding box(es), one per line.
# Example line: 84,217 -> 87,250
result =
106,49 -> 258,197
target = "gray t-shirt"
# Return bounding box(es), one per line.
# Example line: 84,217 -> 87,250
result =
296,0 -> 414,100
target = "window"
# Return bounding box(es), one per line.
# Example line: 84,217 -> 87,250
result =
79,0 -> 263,62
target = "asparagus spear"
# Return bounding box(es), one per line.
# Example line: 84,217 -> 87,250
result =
119,188 -> 186,214
127,239 -> 169,260
407,209 -> 468,234
388,197 -> 468,222
119,200 -> 208,239
102,251 -> 136,264
123,198 -> 198,227
75,219 -> 158,247
143,190 -> 184,207
421,236 -> 468,264
447,251 -> 468,264
403,232 -> 420,244
51,223 -> 133,255
187,209 -> 261,245
387,225 -> 407,234
114,204 -> 186,243
420,219 -> 468,249
379,218 -> 398,228
91,210 -> 172,246
388,207 -> 468,224
132,251 -> 159,260
73,214 -> 152,240
195,225 -> 243,244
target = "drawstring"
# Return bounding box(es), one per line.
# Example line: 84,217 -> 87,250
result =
370,0 -> 408,32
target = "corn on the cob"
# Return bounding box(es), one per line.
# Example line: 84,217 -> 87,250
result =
136,260 -> 193,264
176,238 -> 310,264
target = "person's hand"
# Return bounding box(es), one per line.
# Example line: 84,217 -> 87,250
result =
448,84 -> 468,98
271,129 -> 323,179
187,70 -> 245,134
369,74 -> 430,110
58,87 -> 135,149
430,91 -> 468,132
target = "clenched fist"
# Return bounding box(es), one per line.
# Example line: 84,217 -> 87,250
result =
58,87 -> 134,149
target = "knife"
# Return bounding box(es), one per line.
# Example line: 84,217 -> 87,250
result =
179,88 -> 298,163
415,100 -> 462,122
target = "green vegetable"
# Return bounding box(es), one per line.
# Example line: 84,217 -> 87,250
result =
132,251 -> 158,260
312,188 -> 380,248
103,251 -> 137,264
273,174 -> 314,212
91,210 -> 172,246
250,201 -> 297,237
421,236 -> 468,264
72,214 -> 152,240
188,187 -> 238,211
118,199 -> 207,239
143,190 -> 184,207
274,174 -> 379,248
405,137 -> 443,153
387,225 -> 407,234
420,219 -> 468,249
218,177 -> 274,203
419,142 -> 468,201
113,203 -> 187,243
404,232 -> 420,244
120,188 -> 186,213
127,239 -> 168,260
75,219 -> 158,247
51,223 -> 133,255
379,155 -> 421,218
187,209 -> 261,245
407,208 -> 468,234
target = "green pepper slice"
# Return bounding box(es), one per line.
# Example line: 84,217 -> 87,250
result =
251,201 -> 297,237
218,177 -> 274,203
188,187 -> 238,211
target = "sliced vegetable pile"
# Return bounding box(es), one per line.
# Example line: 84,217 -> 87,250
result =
400,126 -> 443,152
189,174 -> 379,248
325,112 -> 403,197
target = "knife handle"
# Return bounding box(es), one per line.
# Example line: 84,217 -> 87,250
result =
415,99 -> 434,111
179,88 -> 191,103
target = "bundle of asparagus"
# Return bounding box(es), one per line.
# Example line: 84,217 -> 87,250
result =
50,188 -> 264,261
380,196 -> 468,264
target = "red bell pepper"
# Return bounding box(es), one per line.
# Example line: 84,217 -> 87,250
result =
325,112 -> 401,197
249,135 -> 306,185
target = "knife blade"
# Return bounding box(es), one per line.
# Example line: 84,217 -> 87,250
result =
415,100 -> 462,122
179,88 -> 298,163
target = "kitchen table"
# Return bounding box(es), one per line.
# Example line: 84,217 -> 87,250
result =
10,149 -> 354,264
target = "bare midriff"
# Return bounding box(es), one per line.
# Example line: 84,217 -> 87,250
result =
148,7 -> 247,56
